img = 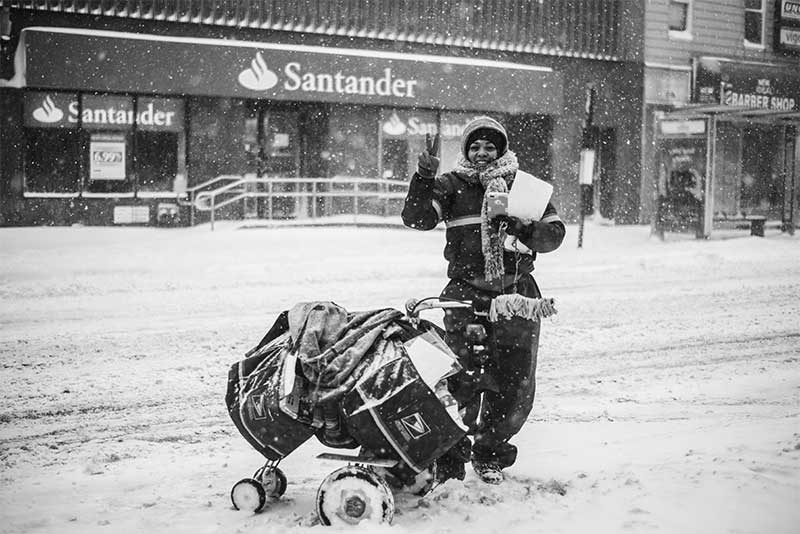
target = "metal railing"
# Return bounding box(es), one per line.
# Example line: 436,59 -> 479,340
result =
183,174 -> 242,226
189,175 -> 409,230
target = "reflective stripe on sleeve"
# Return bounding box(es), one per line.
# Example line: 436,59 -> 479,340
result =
541,214 -> 562,224
445,215 -> 482,228
431,199 -> 443,221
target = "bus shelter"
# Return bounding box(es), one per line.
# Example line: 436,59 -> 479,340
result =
654,105 -> 799,238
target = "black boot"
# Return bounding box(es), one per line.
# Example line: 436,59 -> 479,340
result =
434,436 -> 471,483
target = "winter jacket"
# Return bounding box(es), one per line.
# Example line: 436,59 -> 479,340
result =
402,171 -> 566,286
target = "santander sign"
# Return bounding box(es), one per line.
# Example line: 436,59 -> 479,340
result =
28,95 -> 180,129
237,52 -> 418,98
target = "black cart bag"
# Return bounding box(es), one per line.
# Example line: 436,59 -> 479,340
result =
226,302 -> 467,473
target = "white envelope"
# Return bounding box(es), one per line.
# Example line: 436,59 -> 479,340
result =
507,170 -> 553,222
504,170 -> 553,254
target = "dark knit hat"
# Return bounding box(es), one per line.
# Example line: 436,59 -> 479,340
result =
461,116 -> 508,158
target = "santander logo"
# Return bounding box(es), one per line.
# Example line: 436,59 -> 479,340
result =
32,95 -> 64,123
237,52 -> 278,91
382,112 -> 407,136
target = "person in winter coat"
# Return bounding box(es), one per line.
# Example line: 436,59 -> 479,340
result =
401,116 -> 565,484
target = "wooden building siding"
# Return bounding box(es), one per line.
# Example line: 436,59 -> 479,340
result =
645,0 -> 781,66
3,0 -> 631,61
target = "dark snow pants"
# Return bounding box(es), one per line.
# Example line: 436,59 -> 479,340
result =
440,275 -> 541,468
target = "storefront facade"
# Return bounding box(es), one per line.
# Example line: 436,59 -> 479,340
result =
643,0 -> 800,236
693,58 -> 798,229
0,4 -> 645,226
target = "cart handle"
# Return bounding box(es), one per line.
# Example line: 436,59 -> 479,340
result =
405,297 -> 478,319
406,295 -> 557,322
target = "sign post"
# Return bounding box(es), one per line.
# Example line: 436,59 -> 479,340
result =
577,85 -> 596,249
782,126 -> 797,235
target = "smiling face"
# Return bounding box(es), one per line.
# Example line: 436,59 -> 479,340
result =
468,139 -> 498,166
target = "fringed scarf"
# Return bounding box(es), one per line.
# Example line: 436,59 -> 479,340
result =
452,150 -> 519,281
489,295 -> 557,322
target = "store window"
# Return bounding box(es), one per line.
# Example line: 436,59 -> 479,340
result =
668,0 -> 692,39
741,125 -> 782,218
328,105 -> 379,179
22,91 -> 185,197
82,94 -> 134,196
24,128 -> 82,194
378,110 -> 486,180
22,92 -> 81,195
379,109 -> 438,181
85,131 -> 131,195
135,97 -> 185,196
136,131 -> 179,193
323,106 -> 377,216
744,0 -> 764,47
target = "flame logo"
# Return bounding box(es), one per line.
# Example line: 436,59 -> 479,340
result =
382,111 -> 407,136
237,52 -> 278,91
32,96 -> 64,123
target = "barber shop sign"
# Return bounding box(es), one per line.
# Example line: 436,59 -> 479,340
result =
694,58 -> 800,111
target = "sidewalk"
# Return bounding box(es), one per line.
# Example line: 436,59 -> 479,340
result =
203,214 -> 793,241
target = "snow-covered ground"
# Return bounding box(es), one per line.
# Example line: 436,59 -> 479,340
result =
0,219 -> 798,534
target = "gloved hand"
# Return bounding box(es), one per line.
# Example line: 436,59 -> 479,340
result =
417,133 -> 440,178
493,214 -> 527,237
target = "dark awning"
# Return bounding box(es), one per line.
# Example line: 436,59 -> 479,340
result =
688,57 -> 800,125
664,104 -> 800,125
1,26 -> 563,115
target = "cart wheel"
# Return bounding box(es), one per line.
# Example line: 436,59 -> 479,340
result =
258,467 -> 288,498
315,466 -> 394,526
375,464 -> 436,496
230,478 -> 267,513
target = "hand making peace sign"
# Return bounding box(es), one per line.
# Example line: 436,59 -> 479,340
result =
417,133 -> 441,178
425,133 -> 441,157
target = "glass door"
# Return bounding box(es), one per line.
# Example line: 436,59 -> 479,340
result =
261,108 -> 300,219
246,104 -> 301,219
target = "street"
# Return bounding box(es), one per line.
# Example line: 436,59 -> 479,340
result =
1,222 -> 798,534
